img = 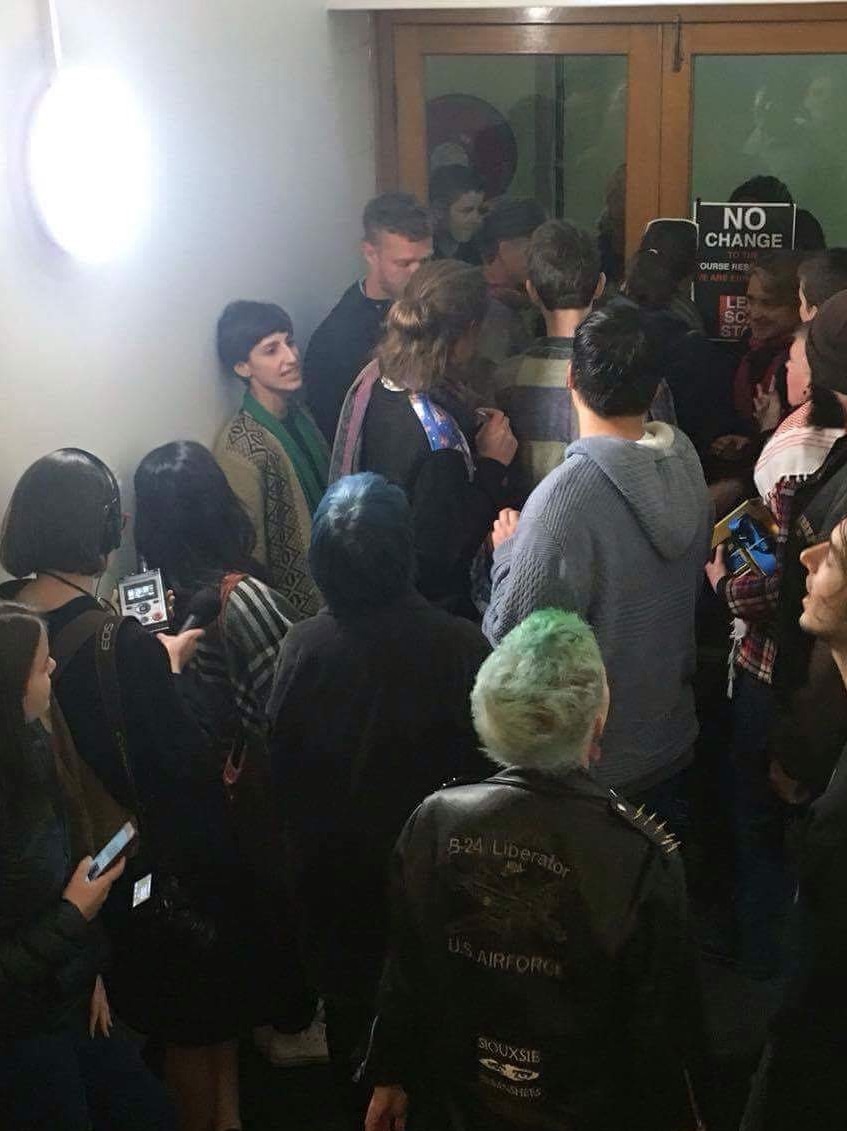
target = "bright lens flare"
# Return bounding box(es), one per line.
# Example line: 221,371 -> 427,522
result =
28,67 -> 150,263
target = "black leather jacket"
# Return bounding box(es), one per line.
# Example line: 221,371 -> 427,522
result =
366,767 -> 706,1131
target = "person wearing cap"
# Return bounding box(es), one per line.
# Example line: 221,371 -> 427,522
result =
476,198 -> 548,366
705,293 -> 847,978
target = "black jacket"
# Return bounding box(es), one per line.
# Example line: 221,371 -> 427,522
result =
758,743 -> 847,1128
610,298 -> 748,458
366,768 -> 706,1131
304,281 -> 392,443
0,728 -> 105,1040
361,381 -> 508,619
268,594 -> 490,996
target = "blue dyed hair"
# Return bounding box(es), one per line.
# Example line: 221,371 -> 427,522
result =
309,473 -> 414,615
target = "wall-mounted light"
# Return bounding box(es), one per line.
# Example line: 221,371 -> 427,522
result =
27,1 -> 150,263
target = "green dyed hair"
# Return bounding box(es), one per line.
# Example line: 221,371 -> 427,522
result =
471,609 -> 606,774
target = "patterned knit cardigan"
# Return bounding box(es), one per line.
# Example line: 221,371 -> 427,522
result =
215,409 -> 322,618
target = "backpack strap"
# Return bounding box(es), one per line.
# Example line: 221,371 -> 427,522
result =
92,615 -> 145,831
51,609 -> 109,681
48,607 -> 139,848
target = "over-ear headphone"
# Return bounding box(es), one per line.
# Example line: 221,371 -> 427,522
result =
63,448 -> 123,558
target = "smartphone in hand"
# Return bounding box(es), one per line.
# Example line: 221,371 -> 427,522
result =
88,822 -> 137,881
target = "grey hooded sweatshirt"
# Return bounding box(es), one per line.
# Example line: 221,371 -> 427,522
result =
483,423 -> 712,792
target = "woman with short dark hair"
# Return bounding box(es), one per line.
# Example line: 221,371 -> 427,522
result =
0,448 -> 250,1131
214,300 -> 328,618
0,601 -> 173,1130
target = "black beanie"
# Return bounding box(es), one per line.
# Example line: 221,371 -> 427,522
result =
808,289 -> 847,394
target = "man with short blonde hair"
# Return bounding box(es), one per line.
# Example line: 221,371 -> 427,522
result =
304,193 -> 433,442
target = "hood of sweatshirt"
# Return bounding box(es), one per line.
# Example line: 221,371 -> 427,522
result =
566,423 -> 707,561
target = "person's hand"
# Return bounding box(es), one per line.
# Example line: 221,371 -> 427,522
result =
476,409 -> 518,467
365,1085 -> 409,1131
705,544 -> 729,593
769,759 -> 810,806
709,434 -> 751,459
89,974 -> 113,1038
63,856 -> 126,922
156,628 -> 204,674
492,508 -> 521,549
165,588 -> 176,623
753,388 -> 782,433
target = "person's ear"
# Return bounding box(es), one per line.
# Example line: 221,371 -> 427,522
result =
362,240 -> 378,268
526,279 -> 542,309
593,272 -> 607,303
234,361 -> 251,381
565,360 -> 574,390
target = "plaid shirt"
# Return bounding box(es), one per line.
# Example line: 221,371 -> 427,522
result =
723,411 -> 846,684
722,478 -> 798,685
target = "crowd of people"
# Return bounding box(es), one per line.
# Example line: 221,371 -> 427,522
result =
2,178 -> 847,1131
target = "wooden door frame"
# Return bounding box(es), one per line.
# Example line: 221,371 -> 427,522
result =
386,22 -> 663,255
376,4 -> 847,252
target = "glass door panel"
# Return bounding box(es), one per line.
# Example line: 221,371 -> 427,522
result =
393,25 -> 662,264
425,54 -> 628,236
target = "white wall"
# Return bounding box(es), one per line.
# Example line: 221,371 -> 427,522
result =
0,0 -> 375,570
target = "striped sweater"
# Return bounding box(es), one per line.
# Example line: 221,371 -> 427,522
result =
192,575 -> 298,734
493,336 -> 677,504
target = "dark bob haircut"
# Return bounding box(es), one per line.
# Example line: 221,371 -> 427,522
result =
309,472 -> 414,616
1,448 -> 121,577
134,440 -> 261,595
527,220 -> 601,312
572,306 -> 661,419
478,198 -> 547,264
217,300 -> 294,373
362,192 -> 432,245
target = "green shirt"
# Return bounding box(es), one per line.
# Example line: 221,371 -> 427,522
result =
242,393 -> 329,515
